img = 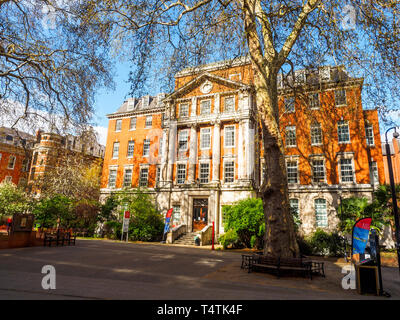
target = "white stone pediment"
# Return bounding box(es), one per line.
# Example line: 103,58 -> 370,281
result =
165,72 -> 251,100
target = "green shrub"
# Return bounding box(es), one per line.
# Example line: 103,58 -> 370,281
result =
101,189 -> 164,241
0,181 -> 31,218
128,209 -> 164,241
218,229 -> 240,249
32,194 -> 73,228
221,198 -> 265,249
304,229 -> 346,256
104,220 -> 122,239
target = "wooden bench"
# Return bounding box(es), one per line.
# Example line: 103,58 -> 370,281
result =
303,258 -> 325,278
249,255 -> 313,279
43,231 -> 76,247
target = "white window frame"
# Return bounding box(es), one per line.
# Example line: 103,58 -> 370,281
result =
4,176 -> 12,183
176,163 -> 186,184
223,160 -> 235,183
115,119 -> 122,132
311,158 -> 326,184
139,167 -> 149,187
172,205 -> 181,225
200,99 -> 211,115
224,125 -> 235,148
286,160 -> 299,184
129,117 -> 137,130
200,127 -> 212,150
199,162 -> 210,183
370,161 -> 379,185
335,89 -> 347,106
337,121 -> 350,144
108,168 -> 117,188
179,103 -> 189,118
285,126 -> 297,148
311,123 -> 323,146
156,166 -> 161,183
178,130 -> 189,152
339,156 -> 355,183
365,123 -> 375,146
224,96 -> 235,113
127,140 -> 135,158
145,115 -> 152,128
112,142 -> 120,159
309,92 -> 320,110
315,198 -> 328,227
7,155 -> 16,170
143,139 -> 150,157
123,168 -> 133,188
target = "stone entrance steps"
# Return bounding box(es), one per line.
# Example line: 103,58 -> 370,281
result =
173,232 -> 201,246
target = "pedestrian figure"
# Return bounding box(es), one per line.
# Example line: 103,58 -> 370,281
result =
6,217 -> 12,235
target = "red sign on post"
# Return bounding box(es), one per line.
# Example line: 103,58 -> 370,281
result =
124,211 -> 130,219
166,208 -> 173,219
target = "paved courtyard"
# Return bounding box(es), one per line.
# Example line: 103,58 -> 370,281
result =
0,239 -> 399,300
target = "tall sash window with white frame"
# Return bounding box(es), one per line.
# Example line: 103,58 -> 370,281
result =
286,161 -> 298,184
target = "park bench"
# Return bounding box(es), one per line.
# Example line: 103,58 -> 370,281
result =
249,255 -> 314,279
43,230 -> 76,247
302,257 -> 325,278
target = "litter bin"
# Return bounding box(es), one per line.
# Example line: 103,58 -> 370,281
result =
355,261 -> 380,295
195,236 -> 200,246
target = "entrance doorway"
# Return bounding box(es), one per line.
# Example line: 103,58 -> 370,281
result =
192,198 -> 208,232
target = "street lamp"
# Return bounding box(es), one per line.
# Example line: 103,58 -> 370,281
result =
385,127 -> 400,275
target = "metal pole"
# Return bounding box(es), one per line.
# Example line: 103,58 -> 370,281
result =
385,128 -> 400,275
212,221 -> 215,250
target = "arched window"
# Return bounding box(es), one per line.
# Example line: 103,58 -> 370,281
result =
315,198 -> 328,227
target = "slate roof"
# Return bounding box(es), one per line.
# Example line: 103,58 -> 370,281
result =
109,93 -> 166,117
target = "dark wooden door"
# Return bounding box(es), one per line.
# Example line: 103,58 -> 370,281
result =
192,199 -> 208,231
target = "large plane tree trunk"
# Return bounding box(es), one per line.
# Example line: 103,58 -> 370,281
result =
254,68 -> 300,258
242,0 -> 304,258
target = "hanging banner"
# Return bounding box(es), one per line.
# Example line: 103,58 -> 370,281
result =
163,208 -> 174,235
352,217 -> 372,256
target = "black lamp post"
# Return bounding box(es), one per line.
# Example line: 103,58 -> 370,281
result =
385,127 -> 400,275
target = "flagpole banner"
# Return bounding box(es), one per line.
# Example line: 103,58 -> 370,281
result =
163,208 -> 174,235
351,217 -> 372,256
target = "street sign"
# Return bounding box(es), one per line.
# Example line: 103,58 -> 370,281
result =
121,211 -> 130,241
123,218 -> 130,232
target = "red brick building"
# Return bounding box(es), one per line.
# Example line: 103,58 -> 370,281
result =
100,58 -> 385,238
382,137 -> 400,184
28,129 -> 105,196
0,127 -> 35,187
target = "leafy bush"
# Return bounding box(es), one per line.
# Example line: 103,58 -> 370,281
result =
0,181 -> 31,218
73,200 -> 100,236
32,194 -> 74,228
303,229 -> 346,257
104,220 -> 122,239
101,189 -> 164,241
221,198 -> 265,249
218,229 -> 240,249
338,191 -> 394,236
